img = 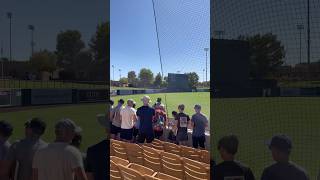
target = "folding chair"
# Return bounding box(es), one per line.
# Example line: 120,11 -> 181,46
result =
199,150 -> 210,164
112,143 -> 128,160
183,157 -> 209,180
118,164 -> 145,180
124,142 -> 144,165
180,145 -> 200,161
160,151 -> 184,179
110,160 -> 123,180
151,139 -> 164,151
144,172 -> 181,180
142,145 -> 162,172
110,156 -> 130,166
127,163 -> 155,176
163,142 -> 181,155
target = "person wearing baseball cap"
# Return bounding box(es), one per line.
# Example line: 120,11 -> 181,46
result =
137,95 -> 155,143
1,118 -> 47,180
32,118 -> 87,180
261,134 -> 309,180
85,113 -> 109,180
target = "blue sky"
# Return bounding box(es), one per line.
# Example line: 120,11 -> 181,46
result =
0,0 -> 108,60
111,0 -> 210,81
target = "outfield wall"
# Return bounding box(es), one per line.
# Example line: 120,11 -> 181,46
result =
0,89 -> 107,107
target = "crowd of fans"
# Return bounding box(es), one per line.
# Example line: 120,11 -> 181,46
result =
109,95 -> 209,149
0,116 -> 108,180
213,134 -> 313,180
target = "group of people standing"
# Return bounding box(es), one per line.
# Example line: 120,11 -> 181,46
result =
109,95 -> 209,149
0,117 -> 108,180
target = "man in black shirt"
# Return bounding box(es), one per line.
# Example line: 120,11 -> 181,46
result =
213,134 -> 255,180
261,134 -> 309,180
85,114 -> 109,180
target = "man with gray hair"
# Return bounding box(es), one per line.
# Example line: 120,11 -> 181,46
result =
32,118 -> 87,180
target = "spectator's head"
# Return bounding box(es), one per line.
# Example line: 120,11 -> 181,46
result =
141,95 -> 151,106
194,104 -> 201,113
267,134 -> 292,162
71,132 -> 82,149
157,97 -> 162,103
54,118 -> 81,143
178,104 -> 185,112
172,111 -> 178,118
218,134 -> 239,161
109,99 -> 114,106
127,99 -> 135,107
118,99 -> 124,106
0,120 -> 13,140
133,102 -> 136,108
24,118 -> 46,138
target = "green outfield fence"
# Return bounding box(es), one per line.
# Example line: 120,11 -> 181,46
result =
0,79 -> 108,89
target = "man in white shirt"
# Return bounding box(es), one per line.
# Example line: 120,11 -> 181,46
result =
120,99 -> 137,142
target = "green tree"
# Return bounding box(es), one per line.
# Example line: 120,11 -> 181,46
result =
56,30 -> 85,69
153,72 -> 163,88
119,77 -> 128,84
30,50 -> 57,73
127,71 -> 138,86
239,33 -> 285,79
74,50 -> 93,80
186,72 -> 199,89
90,22 -> 109,62
138,68 -> 154,88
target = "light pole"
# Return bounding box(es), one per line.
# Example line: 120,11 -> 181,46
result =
297,24 -> 304,64
1,41 -> 3,79
203,69 -> 205,83
7,12 -> 12,61
204,48 -> 209,82
307,0 -> 310,64
112,65 -> 115,81
28,25 -> 35,57
119,69 -> 121,80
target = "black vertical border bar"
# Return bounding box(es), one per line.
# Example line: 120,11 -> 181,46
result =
106,0 -> 110,178
210,0 -> 215,178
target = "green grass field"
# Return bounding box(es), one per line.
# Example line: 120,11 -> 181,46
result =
0,103 -> 106,152
112,92 -> 210,119
212,97 -> 320,179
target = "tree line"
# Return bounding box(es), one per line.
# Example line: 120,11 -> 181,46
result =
115,68 -> 208,89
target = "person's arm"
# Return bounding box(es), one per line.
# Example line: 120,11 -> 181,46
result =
74,167 -> 88,180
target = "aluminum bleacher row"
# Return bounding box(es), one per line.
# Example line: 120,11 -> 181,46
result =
110,139 -> 210,180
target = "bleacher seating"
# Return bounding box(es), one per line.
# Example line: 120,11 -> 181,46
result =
110,138 -> 210,180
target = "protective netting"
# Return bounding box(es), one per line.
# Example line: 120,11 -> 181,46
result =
152,0 -> 210,81
212,0 -> 320,179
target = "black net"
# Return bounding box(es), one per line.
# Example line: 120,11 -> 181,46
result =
212,0 -> 320,179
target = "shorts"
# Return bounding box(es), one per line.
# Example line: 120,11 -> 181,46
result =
192,135 -> 206,149
154,130 -> 163,139
138,132 -> 154,143
176,129 -> 188,142
133,127 -> 139,137
120,128 -> 133,141
167,130 -> 176,141
110,124 -> 121,135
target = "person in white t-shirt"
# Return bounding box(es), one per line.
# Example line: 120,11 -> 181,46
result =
120,99 -> 137,142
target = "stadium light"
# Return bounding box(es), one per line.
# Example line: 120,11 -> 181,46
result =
112,65 -> 115,81
119,69 -> 121,80
204,48 -> 209,82
28,25 -> 35,57
1,41 -> 3,79
297,24 -> 304,64
6,12 -> 12,61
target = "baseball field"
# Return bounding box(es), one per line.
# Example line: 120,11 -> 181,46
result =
212,97 -> 320,179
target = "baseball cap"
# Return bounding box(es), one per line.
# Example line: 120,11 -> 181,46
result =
0,120 -> 13,137
55,118 -> 82,133
266,134 -> 292,153
24,118 -> 46,135
141,95 -> 151,102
